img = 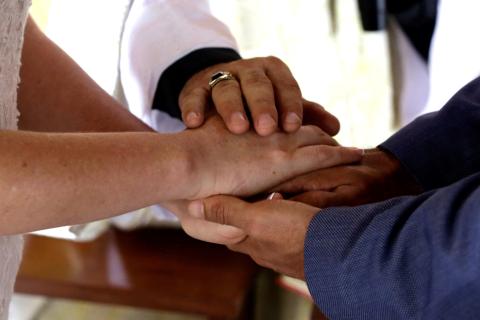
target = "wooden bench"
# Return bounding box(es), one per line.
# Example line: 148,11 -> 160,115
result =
15,228 -> 259,320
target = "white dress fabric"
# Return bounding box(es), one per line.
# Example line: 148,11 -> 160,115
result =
0,0 -> 31,319
120,0 -> 238,130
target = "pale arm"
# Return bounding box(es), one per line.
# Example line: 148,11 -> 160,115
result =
0,131 -> 191,235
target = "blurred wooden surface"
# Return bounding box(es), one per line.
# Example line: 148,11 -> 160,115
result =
15,228 -> 258,320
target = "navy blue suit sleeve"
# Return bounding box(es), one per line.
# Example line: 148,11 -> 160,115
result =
380,76 -> 480,191
304,172 -> 480,320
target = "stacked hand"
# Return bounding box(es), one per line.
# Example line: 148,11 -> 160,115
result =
274,148 -> 423,207
182,115 -> 362,200
179,149 -> 422,279
168,56 -> 422,279
179,56 -> 340,136
169,114 -> 361,244
188,193 -> 318,279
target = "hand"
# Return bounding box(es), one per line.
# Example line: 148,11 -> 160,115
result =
186,193 -> 319,279
180,115 -> 363,200
273,148 -> 423,207
162,200 -> 247,245
179,56 -> 340,136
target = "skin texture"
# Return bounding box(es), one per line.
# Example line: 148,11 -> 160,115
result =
187,193 -> 318,279
184,116 -> 363,200
183,149 -> 423,279
273,148 -> 423,207
179,57 -> 341,136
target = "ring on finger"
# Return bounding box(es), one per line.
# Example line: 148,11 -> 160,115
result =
208,71 -> 236,89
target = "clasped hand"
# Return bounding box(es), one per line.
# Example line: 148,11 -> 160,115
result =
167,56 -> 382,280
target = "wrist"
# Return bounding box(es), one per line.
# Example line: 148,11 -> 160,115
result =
173,130 -> 205,200
364,148 -> 423,197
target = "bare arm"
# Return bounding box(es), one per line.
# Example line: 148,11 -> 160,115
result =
0,131 -> 190,235
17,17 -> 151,133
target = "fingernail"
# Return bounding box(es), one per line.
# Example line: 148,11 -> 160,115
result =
257,114 -> 276,130
349,147 -> 365,156
230,112 -> 247,126
188,200 -> 205,219
186,112 -> 201,125
285,112 -> 301,125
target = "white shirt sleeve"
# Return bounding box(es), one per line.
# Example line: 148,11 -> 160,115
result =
119,0 -> 238,128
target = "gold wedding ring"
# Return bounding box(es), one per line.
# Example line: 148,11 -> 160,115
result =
208,71 -> 235,89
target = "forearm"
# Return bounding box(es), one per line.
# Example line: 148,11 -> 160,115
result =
0,130 -> 192,235
153,48 -> 241,120
18,17 -> 151,133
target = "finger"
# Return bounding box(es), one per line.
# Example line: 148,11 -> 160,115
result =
181,217 -> 247,245
303,100 -> 340,136
264,57 -> 303,133
188,195 -> 251,229
179,87 -> 209,128
293,146 -> 363,174
273,167 -> 353,194
237,68 -> 278,136
293,125 -> 339,148
290,190 -> 340,207
290,188 -> 357,208
211,78 -> 250,134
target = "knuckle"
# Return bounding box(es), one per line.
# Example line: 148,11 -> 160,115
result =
242,70 -> 271,87
283,98 -> 303,111
240,57 -> 257,67
180,88 -> 206,107
270,148 -> 291,166
302,125 -> 324,137
266,55 -> 284,66
208,200 -> 228,225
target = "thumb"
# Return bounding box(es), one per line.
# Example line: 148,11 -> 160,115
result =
188,195 -> 251,229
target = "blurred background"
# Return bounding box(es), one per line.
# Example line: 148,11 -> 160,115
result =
14,0 -> 480,319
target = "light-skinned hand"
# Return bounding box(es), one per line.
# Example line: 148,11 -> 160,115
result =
273,148 -> 422,207
182,115 -> 363,200
179,57 -> 340,136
